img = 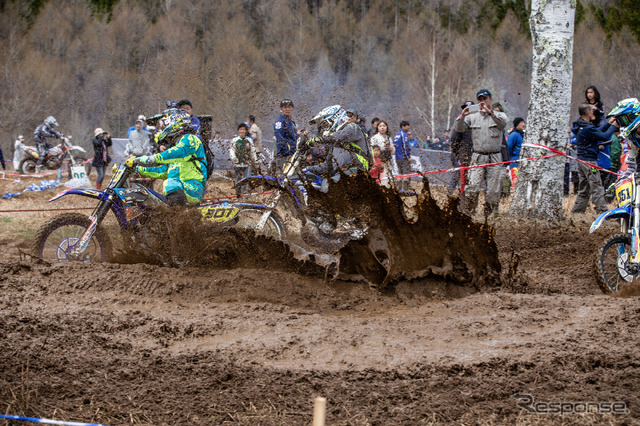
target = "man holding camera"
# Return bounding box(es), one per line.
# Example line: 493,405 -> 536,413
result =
453,89 -> 508,216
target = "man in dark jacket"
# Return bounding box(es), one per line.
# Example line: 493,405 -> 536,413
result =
92,128 -> 112,190
571,104 -> 619,214
449,101 -> 474,194
273,99 -> 298,172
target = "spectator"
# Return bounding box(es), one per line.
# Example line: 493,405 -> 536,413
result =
442,130 -> 450,145
393,120 -> 413,191
585,86 -> 605,126
273,98 -> 298,171
0,143 -> 5,171
450,101 -> 474,194
124,118 -> 152,157
506,117 -> 525,189
370,120 -> 398,183
571,103 -> 618,214
422,135 -> 433,149
431,137 -> 443,151
565,129 -> 579,196
453,89 -> 508,216
248,115 -> 263,154
369,117 -> 380,138
92,128 -> 112,190
177,99 -> 201,135
230,123 -> 257,195
127,115 -> 147,138
407,131 -> 420,149
370,145 -> 385,183
13,135 -> 26,171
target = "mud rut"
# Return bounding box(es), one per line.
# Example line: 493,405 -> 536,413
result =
2,185 -> 640,424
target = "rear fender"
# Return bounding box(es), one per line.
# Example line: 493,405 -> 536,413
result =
590,207 -> 632,233
69,145 -> 87,153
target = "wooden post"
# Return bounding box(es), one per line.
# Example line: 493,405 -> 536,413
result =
313,397 -> 326,426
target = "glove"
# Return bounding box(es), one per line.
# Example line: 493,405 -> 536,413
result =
125,156 -> 136,167
136,155 -> 156,166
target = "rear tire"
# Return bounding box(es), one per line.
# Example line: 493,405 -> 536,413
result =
19,158 -> 37,174
594,234 -> 635,294
33,213 -> 112,263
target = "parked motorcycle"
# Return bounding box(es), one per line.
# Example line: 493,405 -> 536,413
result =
592,172 -> 640,293
33,160 -> 285,263
19,136 -> 88,175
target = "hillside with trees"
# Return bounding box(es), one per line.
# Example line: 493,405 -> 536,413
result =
0,0 -> 638,153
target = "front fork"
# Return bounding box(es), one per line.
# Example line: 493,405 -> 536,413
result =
631,197 -> 640,263
70,192 -> 114,258
255,192 -> 281,231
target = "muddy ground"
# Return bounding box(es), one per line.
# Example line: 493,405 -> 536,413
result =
1,174 -> 639,425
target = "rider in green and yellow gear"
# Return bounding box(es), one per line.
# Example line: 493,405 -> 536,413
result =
130,109 -> 207,206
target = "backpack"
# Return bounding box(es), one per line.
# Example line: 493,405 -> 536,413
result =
190,136 -> 215,181
201,140 -> 215,180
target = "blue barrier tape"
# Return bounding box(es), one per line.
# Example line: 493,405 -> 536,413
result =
0,414 -> 110,426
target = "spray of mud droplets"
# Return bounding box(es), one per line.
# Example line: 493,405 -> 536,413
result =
112,175 -> 500,289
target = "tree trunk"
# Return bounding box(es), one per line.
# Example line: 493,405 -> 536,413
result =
509,0 -> 575,220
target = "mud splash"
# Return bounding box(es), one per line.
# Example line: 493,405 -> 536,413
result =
111,207 -> 331,277
304,173 -> 501,288
111,174 -> 500,289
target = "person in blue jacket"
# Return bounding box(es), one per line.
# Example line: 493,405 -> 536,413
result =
571,103 -> 619,214
506,117 -> 525,187
273,98 -> 298,172
393,120 -> 413,190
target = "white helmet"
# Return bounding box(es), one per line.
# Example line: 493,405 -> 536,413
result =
44,116 -> 58,129
309,105 -> 349,133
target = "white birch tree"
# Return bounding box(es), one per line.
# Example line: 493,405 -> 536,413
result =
509,0 -> 575,220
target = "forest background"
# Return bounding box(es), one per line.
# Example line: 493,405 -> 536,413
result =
0,0 -> 638,156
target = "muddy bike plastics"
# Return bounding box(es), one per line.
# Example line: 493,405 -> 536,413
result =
32,161 -> 285,263
591,172 -> 640,294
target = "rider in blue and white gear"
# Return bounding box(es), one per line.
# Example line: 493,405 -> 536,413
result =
607,98 -> 640,179
34,116 -> 64,172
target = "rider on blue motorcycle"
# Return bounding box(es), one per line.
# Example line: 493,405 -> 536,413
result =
128,109 -> 207,206
607,98 -> 640,179
303,105 -> 373,180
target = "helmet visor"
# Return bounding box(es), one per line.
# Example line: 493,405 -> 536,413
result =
617,113 -> 637,128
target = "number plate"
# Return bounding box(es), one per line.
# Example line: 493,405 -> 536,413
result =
199,206 -> 240,223
616,178 -> 634,207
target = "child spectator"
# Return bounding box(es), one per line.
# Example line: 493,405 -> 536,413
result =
230,123 -> 257,195
370,145 -> 385,183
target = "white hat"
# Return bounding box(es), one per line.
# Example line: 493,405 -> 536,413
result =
137,114 -> 146,121
94,128 -> 105,137
18,135 -> 24,140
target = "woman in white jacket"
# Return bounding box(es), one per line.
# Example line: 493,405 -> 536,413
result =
369,120 -> 398,184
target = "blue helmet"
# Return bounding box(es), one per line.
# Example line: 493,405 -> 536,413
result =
608,98 -> 640,147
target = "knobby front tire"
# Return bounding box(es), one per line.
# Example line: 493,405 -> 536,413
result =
33,213 -> 112,263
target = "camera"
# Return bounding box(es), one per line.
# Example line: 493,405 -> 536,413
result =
468,104 -> 480,113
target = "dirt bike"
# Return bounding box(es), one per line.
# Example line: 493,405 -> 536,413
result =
19,136 -> 88,175
33,160 -> 285,263
592,172 -> 640,293
235,137 -> 370,253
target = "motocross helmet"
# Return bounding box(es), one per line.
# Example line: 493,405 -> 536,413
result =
152,108 -> 193,146
44,116 -> 58,129
607,98 -> 640,148
309,105 -> 349,133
